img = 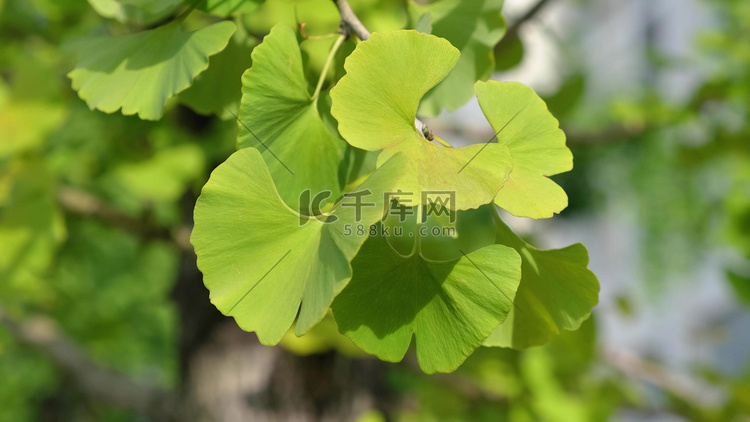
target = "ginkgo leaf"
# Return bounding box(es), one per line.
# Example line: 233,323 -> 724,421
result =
330,30 -> 513,211
197,0 -> 263,16
237,24 -> 346,210
332,234 -> 521,374
179,34 -> 256,119
69,20 -> 236,120
483,212 -> 599,349
191,147 -> 407,344
408,0 -> 506,116
476,80 -> 573,219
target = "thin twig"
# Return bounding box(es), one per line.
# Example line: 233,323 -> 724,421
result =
0,305 -> 182,420
496,0 -> 553,51
603,349 -> 726,407
333,0 -> 370,40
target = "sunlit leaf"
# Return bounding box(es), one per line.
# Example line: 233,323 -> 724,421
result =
331,30 -> 513,211
476,80 -> 573,219
236,24 -> 345,210
191,147 -> 406,344
69,20 -> 236,120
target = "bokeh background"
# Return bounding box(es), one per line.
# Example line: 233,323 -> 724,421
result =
1,0 -> 749,421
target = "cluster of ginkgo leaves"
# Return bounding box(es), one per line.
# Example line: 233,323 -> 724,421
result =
68,0 -> 599,373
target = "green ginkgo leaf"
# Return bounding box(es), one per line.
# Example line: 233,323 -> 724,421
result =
237,24 -> 346,210
483,212 -> 599,349
179,34 -> 257,119
476,80 -> 573,219
409,0 -> 506,116
331,30 -> 513,211
191,147 -> 407,344
332,233 -> 521,374
69,20 -> 236,120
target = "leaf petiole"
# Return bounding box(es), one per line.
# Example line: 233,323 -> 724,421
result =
312,33 -> 347,102
434,137 -> 453,148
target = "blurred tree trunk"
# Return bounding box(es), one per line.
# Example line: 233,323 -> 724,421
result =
172,196 -> 393,422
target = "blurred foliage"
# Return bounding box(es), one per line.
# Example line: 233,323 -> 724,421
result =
0,0 -> 749,420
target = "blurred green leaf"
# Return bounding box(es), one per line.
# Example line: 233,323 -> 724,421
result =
0,160 -> 66,310
408,0 -> 506,116
728,271 -> 750,305
494,33 -> 523,71
87,0 -> 183,25
197,0 -> 263,16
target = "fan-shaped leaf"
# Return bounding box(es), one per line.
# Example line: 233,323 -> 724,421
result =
331,30 -> 513,211
69,20 -> 236,120
179,34 -> 257,119
191,147 -> 407,344
483,214 -> 599,349
476,80 -> 573,219
332,234 -> 521,373
237,24 -> 346,210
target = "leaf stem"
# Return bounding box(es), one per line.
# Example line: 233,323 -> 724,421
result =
312,33 -> 347,102
434,137 -> 453,148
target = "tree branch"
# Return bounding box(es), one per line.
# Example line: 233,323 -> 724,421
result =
333,0 -> 370,40
496,0 -> 553,52
0,305 -> 182,420
603,349 -> 725,407
57,186 -> 192,251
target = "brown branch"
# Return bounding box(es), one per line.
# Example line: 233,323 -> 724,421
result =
563,125 -> 644,145
0,305 -> 182,420
603,349 -> 725,407
57,186 -> 192,251
333,0 -> 370,40
496,0 -> 553,51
